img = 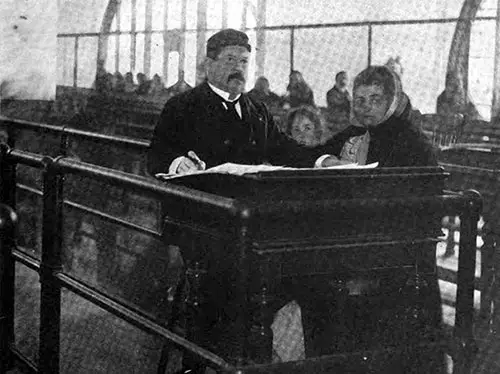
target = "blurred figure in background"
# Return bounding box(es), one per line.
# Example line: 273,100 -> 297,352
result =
325,70 -> 351,132
123,72 -> 137,93
283,70 -> 315,109
148,74 -> 166,96
106,72 -> 117,94
136,72 -> 151,95
248,76 -> 282,110
436,71 -> 481,120
93,66 -> 108,93
113,72 -> 125,93
385,56 -> 404,77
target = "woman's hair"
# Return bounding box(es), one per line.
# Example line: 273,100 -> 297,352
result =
285,105 -> 323,139
353,66 -> 395,99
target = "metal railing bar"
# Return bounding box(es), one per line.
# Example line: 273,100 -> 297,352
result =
6,149 -> 239,216
55,15 -> 496,37
17,183 -> 43,197
54,158 -> 239,215
63,199 -> 162,239
15,183 -> 161,239
439,161 -> 499,174
9,345 -> 38,374
7,149 -> 46,169
12,249 -> 41,272
56,272 -> 234,370
0,117 -> 63,133
0,117 -> 150,150
62,127 -> 150,150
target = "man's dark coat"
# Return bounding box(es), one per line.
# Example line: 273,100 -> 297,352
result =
148,81 -> 281,175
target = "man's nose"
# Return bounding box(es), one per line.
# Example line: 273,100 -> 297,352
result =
234,61 -> 246,70
358,102 -> 371,112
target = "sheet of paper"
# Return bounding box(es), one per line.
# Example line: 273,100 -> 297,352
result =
155,162 -> 378,181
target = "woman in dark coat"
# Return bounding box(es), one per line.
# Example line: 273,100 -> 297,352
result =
318,65 -> 437,168
293,66 -> 446,373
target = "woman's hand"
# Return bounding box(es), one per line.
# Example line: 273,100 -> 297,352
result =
320,155 -> 352,167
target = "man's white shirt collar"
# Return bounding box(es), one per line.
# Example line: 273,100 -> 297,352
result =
207,82 -> 243,118
207,82 -> 241,102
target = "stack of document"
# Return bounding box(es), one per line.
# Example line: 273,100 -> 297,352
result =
155,162 -> 378,180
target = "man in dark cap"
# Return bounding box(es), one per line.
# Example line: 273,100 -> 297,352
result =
148,28 -> 282,176
148,29 -> 294,369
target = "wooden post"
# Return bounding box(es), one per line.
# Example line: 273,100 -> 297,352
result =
115,2 -> 121,73
491,0 -> 500,123
222,0 -> 228,29
241,0 -> 248,29
73,37 -> 79,87
130,0 -> 137,72
179,0 -> 187,75
256,0 -> 266,77
38,158 -> 63,374
196,0 -> 208,85
144,0 -> 153,77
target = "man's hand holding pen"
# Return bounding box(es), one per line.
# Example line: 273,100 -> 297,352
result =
176,150 -> 206,174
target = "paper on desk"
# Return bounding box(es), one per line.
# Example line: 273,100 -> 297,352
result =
155,162 -> 378,180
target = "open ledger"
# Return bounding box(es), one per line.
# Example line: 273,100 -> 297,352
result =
155,162 -> 379,180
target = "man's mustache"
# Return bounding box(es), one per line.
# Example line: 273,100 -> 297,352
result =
228,72 -> 245,82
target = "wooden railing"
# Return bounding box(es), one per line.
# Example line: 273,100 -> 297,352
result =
0,116 -> 489,373
0,143 -> 243,373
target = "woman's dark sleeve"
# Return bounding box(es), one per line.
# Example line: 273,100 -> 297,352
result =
394,127 -> 439,167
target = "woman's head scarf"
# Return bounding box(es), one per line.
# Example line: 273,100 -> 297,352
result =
340,65 -> 409,164
351,65 -> 408,127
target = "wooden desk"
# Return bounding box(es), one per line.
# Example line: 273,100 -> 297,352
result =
160,167 -> 481,373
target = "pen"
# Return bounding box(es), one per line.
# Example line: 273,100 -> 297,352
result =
187,150 -> 205,170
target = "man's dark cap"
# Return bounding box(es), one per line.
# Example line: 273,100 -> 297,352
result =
206,29 -> 251,58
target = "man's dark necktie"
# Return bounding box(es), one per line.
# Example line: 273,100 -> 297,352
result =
224,99 -> 241,123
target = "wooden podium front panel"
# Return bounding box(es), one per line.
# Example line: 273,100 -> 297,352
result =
162,167 -> 447,246
158,167 -> 475,371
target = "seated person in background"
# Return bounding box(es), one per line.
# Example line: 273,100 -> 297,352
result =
123,72 -> 136,93
436,71 -> 481,120
325,71 -> 351,126
283,70 -> 315,109
135,72 -> 151,95
99,72 -> 115,94
385,55 -> 404,77
148,73 -> 166,96
93,66 -> 109,93
318,65 -> 437,168
248,76 -> 282,110
113,72 -> 126,93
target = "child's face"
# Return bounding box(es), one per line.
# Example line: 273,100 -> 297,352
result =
290,115 -> 317,147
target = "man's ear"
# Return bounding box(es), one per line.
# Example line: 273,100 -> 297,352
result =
203,57 -> 213,75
